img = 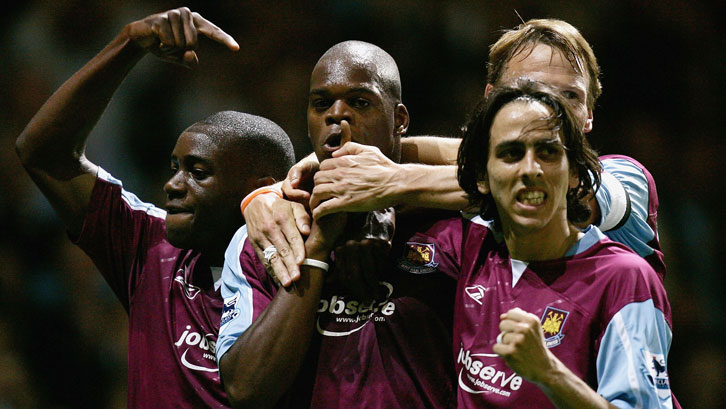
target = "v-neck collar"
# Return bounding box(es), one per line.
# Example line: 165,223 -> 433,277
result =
508,225 -> 605,288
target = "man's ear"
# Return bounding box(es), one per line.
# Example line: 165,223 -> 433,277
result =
583,109 -> 594,133
394,103 -> 410,136
477,178 -> 490,195
484,83 -> 495,99
254,176 -> 277,189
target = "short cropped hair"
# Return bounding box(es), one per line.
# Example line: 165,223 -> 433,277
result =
488,19 -> 602,111
457,79 -> 601,225
192,110 -> 295,181
319,40 -> 402,104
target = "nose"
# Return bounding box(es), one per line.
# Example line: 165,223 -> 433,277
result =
521,150 -> 543,180
325,100 -> 352,126
164,170 -> 186,198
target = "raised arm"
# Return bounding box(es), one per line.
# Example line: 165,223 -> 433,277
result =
218,213 -> 346,409
15,7 -> 238,237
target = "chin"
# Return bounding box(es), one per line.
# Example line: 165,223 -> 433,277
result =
507,215 -> 550,233
165,227 -> 194,249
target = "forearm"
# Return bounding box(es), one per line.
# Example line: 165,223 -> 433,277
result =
16,26 -> 145,179
397,164 -> 469,211
401,136 -> 460,165
220,252 -> 328,408
537,357 -> 617,409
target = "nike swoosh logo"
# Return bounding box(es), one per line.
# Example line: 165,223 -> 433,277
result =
180,348 -> 218,372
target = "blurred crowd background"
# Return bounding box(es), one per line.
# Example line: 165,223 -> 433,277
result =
1,1 -> 722,407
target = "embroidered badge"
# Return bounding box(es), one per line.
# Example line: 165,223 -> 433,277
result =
540,306 -> 569,348
398,241 -> 439,274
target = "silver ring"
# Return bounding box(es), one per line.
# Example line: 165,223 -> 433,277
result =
496,332 -> 505,344
263,246 -> 278,263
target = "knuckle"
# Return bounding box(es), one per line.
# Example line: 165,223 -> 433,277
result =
272,213 -> 289,224
259,223 -> 275,235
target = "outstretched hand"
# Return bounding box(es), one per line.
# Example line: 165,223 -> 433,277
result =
126,7 -> 239,68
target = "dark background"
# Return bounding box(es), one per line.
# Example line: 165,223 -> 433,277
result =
1,1 -> 722,407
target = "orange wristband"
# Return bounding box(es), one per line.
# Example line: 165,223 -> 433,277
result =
240,185 -> 283,215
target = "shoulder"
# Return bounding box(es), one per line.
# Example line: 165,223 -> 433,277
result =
599,154 -> 655,180
588,238 -> 656,280
93,167 -> 167,220
222,225 -> 265,287
586,238 -> 668,309
598,154 -> 658,209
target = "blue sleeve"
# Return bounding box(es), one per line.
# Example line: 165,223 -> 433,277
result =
595,158 -> 657,258
216,225 -> 254,363
596,300 -> 675,409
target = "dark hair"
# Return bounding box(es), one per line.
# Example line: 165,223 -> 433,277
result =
191,110 -> 295,181
457,79 -> 601,224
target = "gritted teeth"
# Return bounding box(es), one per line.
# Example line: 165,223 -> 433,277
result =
517,190 -> 545,205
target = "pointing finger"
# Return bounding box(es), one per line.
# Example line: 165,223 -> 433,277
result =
192,12 -> 240,51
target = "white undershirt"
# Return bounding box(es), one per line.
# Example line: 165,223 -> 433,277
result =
211,266 -> 223,291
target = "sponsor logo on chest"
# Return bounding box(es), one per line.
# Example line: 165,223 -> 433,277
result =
316,281 -> 396,337
174,325 -> 218,373
457,346 -> 523,398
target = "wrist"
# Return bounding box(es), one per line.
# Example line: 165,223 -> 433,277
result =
532,352 -> 566,389
304,247 -> 331,263
301,258 -> 329,272
397,164 -> 425,201
240,184 -> 283,215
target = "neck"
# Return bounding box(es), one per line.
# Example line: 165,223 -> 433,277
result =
197,248 -> 224,268
502,218 -> 583,262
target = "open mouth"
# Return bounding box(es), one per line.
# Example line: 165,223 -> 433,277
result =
517,190 -> 546,206
324,131 -> 343,151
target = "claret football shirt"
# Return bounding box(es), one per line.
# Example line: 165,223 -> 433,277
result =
76,168 -> 230,408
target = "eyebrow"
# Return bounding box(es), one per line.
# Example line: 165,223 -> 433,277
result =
171,154 -> 215,168
494,137 -> 564,151
309,87 -> 378,97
